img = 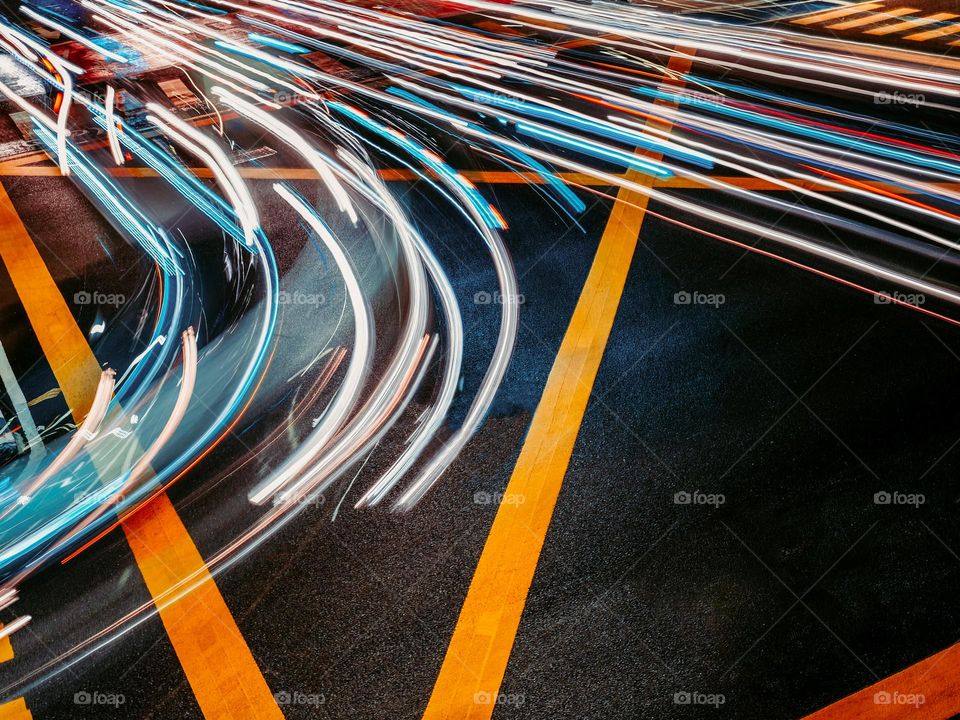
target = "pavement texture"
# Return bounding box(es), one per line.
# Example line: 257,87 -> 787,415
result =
2,171 -> 960,720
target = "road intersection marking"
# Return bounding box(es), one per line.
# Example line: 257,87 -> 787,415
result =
0,182 -> 281,719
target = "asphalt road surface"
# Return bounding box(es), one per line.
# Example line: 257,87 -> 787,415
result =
3,2 -> 960,719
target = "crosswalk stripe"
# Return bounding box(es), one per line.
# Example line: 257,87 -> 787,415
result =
827,6 -> 917,30
865,11 -> 958,35
905,20 -> 960,40
792,2 -> 884,25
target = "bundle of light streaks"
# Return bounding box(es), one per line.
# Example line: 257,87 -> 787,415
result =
0,0 -> 959,658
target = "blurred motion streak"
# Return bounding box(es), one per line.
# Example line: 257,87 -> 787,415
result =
0,0 -> 959,708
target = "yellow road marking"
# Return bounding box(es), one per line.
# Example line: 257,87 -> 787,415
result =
0,698 -> 31,719
803,642 -> 960,719
421,50 -> 693,720
122,495 -> 283,719
652,177 -> 960,193
792,2 -> 884,26
0,182 -> 101,421
825,38 -> 960,69
827,6 -> 917,30
0,180 -> 281,719
905,20 -> 960,40
2,153 -> 48,168
0,632 -> 12,663
0,623 -> 18,719
865,11 -> 957,35
1,161 -> 958,197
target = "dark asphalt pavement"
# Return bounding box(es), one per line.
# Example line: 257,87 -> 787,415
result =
3,168 -> 960,720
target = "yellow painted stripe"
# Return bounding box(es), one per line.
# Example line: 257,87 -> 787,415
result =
122,495 -> 283,719
865,11 -> 957,35
905,20 -> 960,40
6,163 -> 960,197
827,6 -> 917,30
0,627 -> 30,719
2,153 -> 48,168
0,182 -> 101,421
0,698 -> 31,719
792,2 -> 884,25
0,179 -> 76,720
803,642 -> 960,719
0,626 -> 12,663
0,181 -> 281,719
3,157 -> 960,199
421,51 -> 693,720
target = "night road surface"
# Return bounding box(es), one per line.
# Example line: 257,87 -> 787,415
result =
2,2 -> 960,719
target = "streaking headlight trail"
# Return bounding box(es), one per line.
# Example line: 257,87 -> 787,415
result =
0,0 -> 958,699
